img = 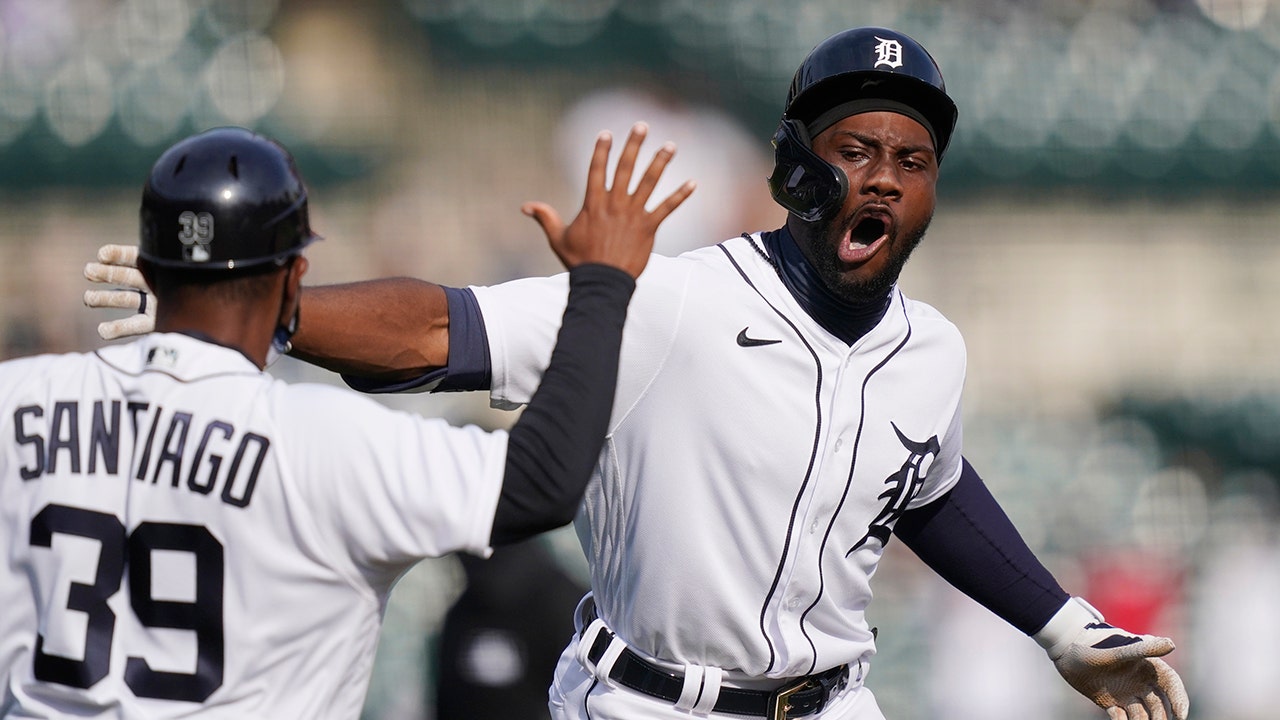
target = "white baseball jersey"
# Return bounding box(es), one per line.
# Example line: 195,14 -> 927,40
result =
473,234 -> 965,680
1,332 -> 506,718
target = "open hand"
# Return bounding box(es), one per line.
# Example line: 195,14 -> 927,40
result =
522,122 -> 695,279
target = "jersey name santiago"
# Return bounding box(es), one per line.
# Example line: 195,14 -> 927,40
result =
2,333 -> 505,718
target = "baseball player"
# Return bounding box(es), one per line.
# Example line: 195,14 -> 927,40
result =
82,28 -> 1189,720
5,123 -> 692,718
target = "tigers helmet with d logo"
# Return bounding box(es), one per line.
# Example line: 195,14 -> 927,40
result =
140,126 -> 320,270
767,27 -> 958,223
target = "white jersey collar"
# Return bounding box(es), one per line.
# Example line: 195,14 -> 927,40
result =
95,332 -> 264,382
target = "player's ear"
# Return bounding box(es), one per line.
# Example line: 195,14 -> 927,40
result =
288,255 -> 308,286
279,255 -> 308,324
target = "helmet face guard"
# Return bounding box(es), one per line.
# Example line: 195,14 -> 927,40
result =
768,118 -> 849,224
140,127 -> 320,271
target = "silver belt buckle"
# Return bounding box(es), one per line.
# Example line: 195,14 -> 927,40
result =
768,676 -> 820,720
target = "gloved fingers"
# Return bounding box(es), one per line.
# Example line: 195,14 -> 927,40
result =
1143,689 -> 1169,720
1106,707 -> 1127,720
85,261 -> 146,289
97,243 -> 139,266
1064,635 -> 1173,669
1125,700 -> 1149,720
1136,635 -> 1175,659
97,313 -> 155,341
86,244 -> 154,341
84,289 -> 143,311
1152,659 -> 1189,719
1102,635 -> 1176,663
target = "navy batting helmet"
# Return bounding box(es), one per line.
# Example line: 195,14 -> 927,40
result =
140,126 -> 320,270
768,27 -> 958,222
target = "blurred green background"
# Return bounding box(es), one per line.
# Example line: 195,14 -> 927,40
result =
3,1 -> 1278,718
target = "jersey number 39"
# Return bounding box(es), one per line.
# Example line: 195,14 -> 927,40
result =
30,503 -> 224,703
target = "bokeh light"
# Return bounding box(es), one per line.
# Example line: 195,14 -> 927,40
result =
113,0 -> 193,68
43,56 -> 114,146
204,33 -> 285,125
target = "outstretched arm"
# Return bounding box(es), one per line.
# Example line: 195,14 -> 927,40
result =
288,278 -> 451,380
895,459 -> 1189,720
893,458 -> 1068,634
86,248 -> 457,380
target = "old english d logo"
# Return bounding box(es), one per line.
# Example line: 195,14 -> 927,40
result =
846,423 -> 939,555
872,37 -> 903,69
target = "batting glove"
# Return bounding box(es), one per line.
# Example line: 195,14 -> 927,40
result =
83,244 -> 156,340
1035,597 -> 1189,720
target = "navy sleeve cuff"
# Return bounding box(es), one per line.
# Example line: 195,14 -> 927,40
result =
339,286 -> 492,394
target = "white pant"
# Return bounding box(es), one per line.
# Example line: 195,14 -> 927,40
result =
546,630 -> 887,720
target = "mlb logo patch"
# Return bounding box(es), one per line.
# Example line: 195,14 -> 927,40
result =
146,345 -> 179,368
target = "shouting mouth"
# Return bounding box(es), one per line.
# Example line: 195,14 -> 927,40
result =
838,209 -> 892,264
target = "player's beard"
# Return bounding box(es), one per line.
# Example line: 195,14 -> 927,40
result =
809,209 -> 932,304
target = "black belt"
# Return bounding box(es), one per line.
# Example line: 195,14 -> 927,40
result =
580,613 -> 848,717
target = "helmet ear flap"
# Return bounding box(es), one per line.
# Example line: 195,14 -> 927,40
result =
767,118 -> 849,223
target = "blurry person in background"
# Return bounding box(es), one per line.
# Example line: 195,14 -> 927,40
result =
1192,483 -> 1280,720
433,539 -> 587,720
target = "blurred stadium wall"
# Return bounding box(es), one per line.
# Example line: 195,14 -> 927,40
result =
2,1 -> 1277,718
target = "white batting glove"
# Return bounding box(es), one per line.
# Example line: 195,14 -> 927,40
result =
83,244 -> 156,340
1035,597 -> 1189,720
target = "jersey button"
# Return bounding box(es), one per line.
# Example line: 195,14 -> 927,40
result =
809,520 -> 819,534
786,597 -> 801,610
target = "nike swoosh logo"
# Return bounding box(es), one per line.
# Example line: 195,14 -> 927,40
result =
737,327 -> 781,347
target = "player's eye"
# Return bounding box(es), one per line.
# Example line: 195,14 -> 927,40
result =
899,153 -> 932,172
838,147 -> 869,163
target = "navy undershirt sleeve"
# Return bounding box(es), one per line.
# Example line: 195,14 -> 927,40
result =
490,264 -> 634,545
893,458 -> 1069,635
